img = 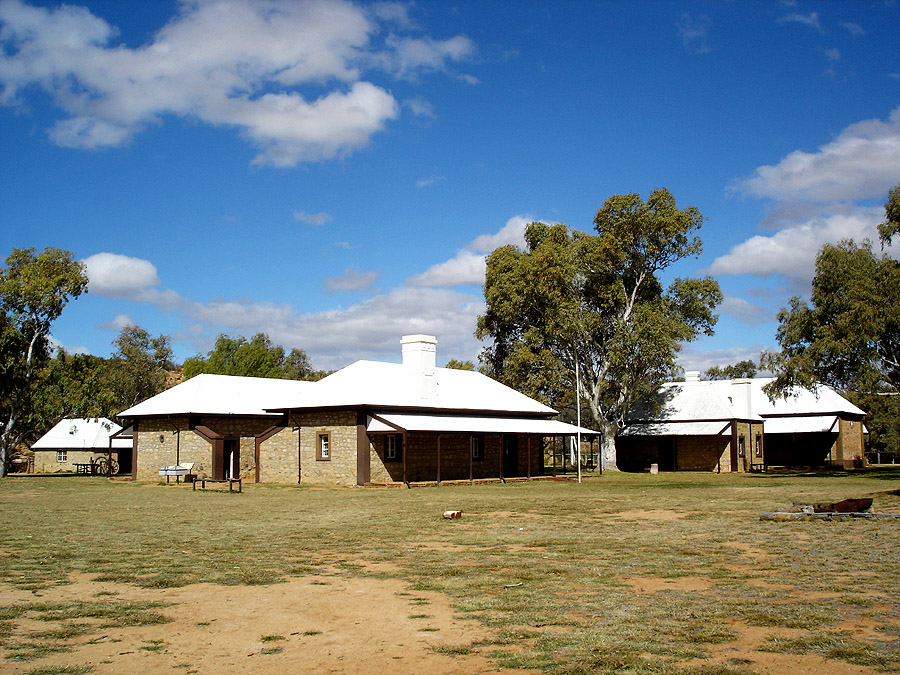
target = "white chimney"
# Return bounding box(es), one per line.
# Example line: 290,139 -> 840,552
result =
401,334 -> 437,399
731,378 -> 753,419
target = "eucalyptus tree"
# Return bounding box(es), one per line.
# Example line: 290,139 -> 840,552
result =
763,238 -> 900,452
477,188 -> 721,470
0,248 -> 88,474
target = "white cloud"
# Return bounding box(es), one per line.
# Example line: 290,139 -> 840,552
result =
96,313 -> 137,332
77,251 -> 486,367
0,0 -> 474,166
384,34 -> 476,79
409,215 -> 533,288
730,106 -> 900,204
416,175 -> 444,188
777,11 -> 823,32
325,266 -> 379,293
466,215 -> 531,253
405,96 -> 436,119
81,252 -> 160,297
706,207 -> 883,284
841,21 -> 865,37
677,13 -> 712,54
719,296 -> 772,325
409,249 -> 486,288
677,344 -> 766,375
293,210 -> 333,226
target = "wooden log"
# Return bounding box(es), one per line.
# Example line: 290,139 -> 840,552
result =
442,510 -> 462,519
761,511 -> 900,521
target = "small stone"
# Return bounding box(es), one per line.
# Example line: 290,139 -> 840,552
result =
442,510 -> 462,519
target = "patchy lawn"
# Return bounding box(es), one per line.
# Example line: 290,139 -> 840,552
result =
1,469 -> 899,674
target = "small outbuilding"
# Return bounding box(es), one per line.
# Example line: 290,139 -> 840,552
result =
617,373 -> 865,472
30,418 -> 132,474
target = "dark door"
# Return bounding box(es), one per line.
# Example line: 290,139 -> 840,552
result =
223,439 -> 239,479
658,437 -> 675,471
503,436 -> 519,477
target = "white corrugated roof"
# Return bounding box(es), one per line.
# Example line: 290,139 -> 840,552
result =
271,361 -> 557,415
118,374 -> 317,418
619,421 -> 732,437
367,413 -> 594,435
32,418 -> 130,450
627,380 -> 744,422
750,378 -> 865,417
626,377 -> 864,428
763,415 -> 840,434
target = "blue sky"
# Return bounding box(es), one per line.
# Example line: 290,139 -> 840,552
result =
1,0 -> 898,371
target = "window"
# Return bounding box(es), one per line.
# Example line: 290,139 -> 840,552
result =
471,435 -> 484,461
57,450 -> 67,463
385,434 -> 402,462
755,434 -> 762,458
738,435 -> 745,457
317,432 -> 330,461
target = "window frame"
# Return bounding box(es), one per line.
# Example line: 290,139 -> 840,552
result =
317,431 -> 331,461
385,434 -> 403,462
57,450 -> 68,463
755,434 -> 763,458
471,434 -> 485,461
738,435 -> 745,457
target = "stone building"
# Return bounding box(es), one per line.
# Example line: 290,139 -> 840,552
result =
119,335 -> 592,486
30,418 -> 132,473
617,372 -> 866,472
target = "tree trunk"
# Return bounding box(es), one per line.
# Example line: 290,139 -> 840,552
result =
599,423 -> 619,471
0,414 -> 13,477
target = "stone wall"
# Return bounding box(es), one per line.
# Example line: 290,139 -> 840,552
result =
296,411 -> 358,485
259,427 -> 300,483
32,449 -> 102,473
134,416 -> 289,482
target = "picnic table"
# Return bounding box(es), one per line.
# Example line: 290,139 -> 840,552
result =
193,477 -> 242,493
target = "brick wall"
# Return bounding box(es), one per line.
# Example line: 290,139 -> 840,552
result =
369,432 -> 542,483
832,416 -> 865,468
676,435 -> 729,471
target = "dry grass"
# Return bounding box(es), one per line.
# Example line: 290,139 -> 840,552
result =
2,469 -> 900,673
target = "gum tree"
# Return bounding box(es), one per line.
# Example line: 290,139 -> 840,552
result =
0,248 -> 88,474
477,188 -> 721,470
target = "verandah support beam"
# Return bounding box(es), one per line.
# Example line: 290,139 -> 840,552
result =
499,433 -> 505,483
527,435 -> 532,480
469,434 -> 474,483
436,433 -> 442,485
402,430 -> 408,487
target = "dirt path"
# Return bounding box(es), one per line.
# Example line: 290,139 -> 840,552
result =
1,574 -> 532,674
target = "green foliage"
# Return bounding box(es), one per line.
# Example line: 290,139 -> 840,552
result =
764,239 -> 900,451
106,325 -> 173,409
183,332 -> 326,381
0,248 -> 88,474
878,181 -> 900,246
444,359 -> 475,371
704,360 -> 758,380
477,188 -> 721,468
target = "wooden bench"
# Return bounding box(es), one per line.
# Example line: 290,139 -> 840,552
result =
192,477 -> 242,493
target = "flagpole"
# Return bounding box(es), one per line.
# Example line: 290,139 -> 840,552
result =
576,356 -> 582,484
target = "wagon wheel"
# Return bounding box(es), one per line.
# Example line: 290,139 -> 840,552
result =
94,457 -> 109,475
109,458 -> 119,475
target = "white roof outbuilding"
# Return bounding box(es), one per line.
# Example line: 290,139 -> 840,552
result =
32,418 -> 131,451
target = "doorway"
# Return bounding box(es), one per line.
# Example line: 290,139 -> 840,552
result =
214,438 -> 240,480
503,436 -> 519,477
